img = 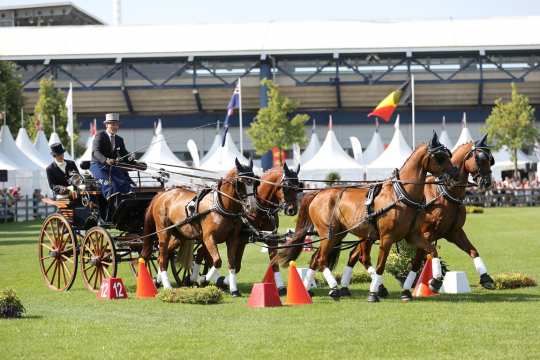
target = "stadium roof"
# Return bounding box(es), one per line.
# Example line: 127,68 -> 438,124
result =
0,2 -> 104,27
1,16 -> 539,60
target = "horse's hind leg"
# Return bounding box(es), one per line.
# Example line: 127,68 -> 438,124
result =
221,230 -> 243,297
407,232 -> 444,294
448,228 -> 494,289
339,240 -> 376,296
399,241 -> 427,302
315,232 -> 347,300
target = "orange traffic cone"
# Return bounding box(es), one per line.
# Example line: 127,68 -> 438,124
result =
285,261 -> 312,305
247,283 -> 282,308
412,256 -> 438,298
136,258 -> 158,299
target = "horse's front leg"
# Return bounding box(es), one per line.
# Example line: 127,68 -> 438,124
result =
408,231 -> 443,294
198,233 -> 222,286
368,234 -> 393,303
339,239 -> 379,297
448,228 -> 494,289
154,230 -> 173,289
219,228 -> 243,297
267,235 -> 286,295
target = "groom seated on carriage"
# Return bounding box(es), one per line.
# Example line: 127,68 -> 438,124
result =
46,143 -> 81,199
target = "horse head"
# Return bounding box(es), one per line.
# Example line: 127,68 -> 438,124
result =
234,158 -> 258,211
280,163 -> 302,216
463,134 -> 494,191
426,131 -> 459,184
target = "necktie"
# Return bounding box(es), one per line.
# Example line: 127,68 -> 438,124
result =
110,134 -> 116,155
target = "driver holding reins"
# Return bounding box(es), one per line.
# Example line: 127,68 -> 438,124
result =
46,143 -> 81,199
90,113 -> 135,200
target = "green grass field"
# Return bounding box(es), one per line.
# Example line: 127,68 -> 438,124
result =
1,208 -> 539,359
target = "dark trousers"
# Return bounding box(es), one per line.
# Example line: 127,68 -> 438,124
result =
90,162 -> 133,199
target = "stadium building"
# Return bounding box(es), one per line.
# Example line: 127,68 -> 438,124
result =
1,5 -> 539,164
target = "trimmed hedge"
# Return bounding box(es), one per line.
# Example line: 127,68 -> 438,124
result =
158,286 -> 224,304
492,272 -> 537,289
0,289 -> 25,319
466,206 -> 484,214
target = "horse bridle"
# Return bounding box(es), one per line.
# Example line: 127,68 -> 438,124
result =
464,146 -> 494,189
255,173 -> 301,212
425,144 -> 455,184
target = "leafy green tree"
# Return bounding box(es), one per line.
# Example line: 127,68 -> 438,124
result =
0,61 -> 24,134
248,79 -> 309,163
29,78 -> 81,155
484,83 -> 539,177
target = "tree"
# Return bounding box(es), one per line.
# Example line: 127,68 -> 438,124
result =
484,83 -> 539,177
30,78 -> 80,155
0,61 -> 24,134
247,79 -> 309,163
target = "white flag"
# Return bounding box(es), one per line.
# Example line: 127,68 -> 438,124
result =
65,82 -> 74,138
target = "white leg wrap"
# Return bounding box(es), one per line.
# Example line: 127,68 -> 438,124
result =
205,266 -> 219,283
367,266 -> 376,276
403,271 -> 417,290
160,271 -> 172,289
369,274 -> 383,293
223,275 -> 229,285
274,271 -> 285,289
228,270 -> 238,292
303,269 -> 316,290
322,267 -> 338,289
473,257 -> 487,275
432,257 -> 442,279
190,262 -> 200,282
340,266 -> 353,287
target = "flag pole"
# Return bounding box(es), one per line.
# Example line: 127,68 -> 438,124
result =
71,114 -> 75,157
238,77 -> 244,155
411,74 -> 416,148
21,107 -> 24,128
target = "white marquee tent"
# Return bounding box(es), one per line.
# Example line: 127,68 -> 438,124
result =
452,113 -> 474,152
363,126 -> 385,165
300,125 -> 364,182
492,145 -> 534,181
16,128 -> 50,169
199,132 -> 257,175
366,116 -> 413,180
439,116 -> 454,150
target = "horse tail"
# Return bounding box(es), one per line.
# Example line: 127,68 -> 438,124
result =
175,239 -> 194,271
326,246 -> 341,271
277,191 -> 318,267
142,195 -> 158,260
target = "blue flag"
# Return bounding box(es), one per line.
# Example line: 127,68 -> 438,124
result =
222,82 -> 240,146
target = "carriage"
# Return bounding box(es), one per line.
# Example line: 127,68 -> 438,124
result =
37,162 -> 176,292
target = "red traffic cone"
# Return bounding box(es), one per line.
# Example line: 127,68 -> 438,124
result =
136,258 -> 158,299
262,265 -> 277,286
413,256 -> 438,298
285,261 -> 312,305
247,283 -> 282,308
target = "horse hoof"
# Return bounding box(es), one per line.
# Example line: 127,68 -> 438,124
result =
400,289 -> 413,302
198,279 -> 208,288
367,292 -> 380,303
215,276 -> 227,290
278,287 -> 287,296
378,284 -> 389,298
339,287 -> 352,297
230,290 -> 241,297
428,277 -> 443,293
308,290 -> 315,297
329,288 -> 340,300
480,273 -> 495,290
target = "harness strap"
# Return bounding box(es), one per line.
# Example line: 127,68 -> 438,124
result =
392,169 -> 427,210
437,183 -> 464,205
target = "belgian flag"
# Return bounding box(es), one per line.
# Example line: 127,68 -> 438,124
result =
368,80 -> 411,122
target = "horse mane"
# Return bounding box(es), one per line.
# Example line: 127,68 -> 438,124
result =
452,142 -> 474,162
224,167 -> 239,181
261,166 -> 284,182
400,143 -> 428,170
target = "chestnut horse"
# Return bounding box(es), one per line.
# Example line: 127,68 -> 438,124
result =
141,159 -> 257,292
278,132 -> 457,302
339,135 -> 496,301
191,163 -> 302,296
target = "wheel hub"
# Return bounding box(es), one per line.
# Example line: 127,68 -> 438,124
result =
90,256 -> 101,266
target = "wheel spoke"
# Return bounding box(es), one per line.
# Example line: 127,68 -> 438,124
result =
103,266 -> 111,278
40,255 -> 53,261
50,261 -> 59,285
59,260 -> 67,287
41,242 -> 54,252
44,229 -> 55,247
61,254 -> 74,264
61,259 -> 72,279
87,267 -> 97,283
44,258 -> 56,275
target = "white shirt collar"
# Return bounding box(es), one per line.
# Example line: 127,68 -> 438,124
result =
54,159 -> 67,172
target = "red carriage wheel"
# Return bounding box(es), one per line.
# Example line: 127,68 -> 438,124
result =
38,214 -> 78,291
80,227 -> 117,292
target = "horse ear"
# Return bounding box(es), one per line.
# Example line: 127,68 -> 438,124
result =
248,158 -> 253,169
283,162 -> 290,174
430,131 -> 440,147
476,134 -> 488,147
296,164 -> 301,174
235,157 -> 241,170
